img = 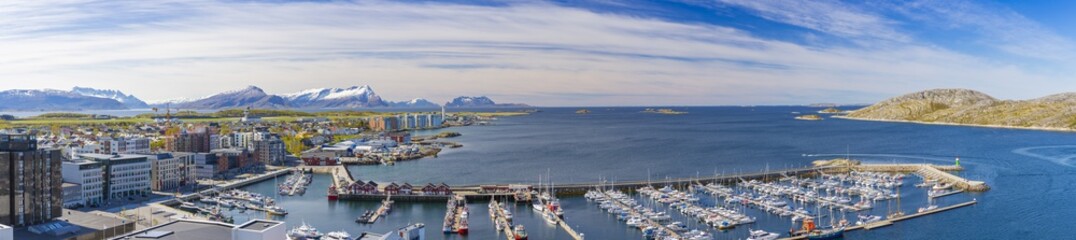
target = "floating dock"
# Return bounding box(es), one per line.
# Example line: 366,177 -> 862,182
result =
779,200 -> 978,240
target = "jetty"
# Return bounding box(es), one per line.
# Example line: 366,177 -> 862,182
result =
838,163 -> 988,191
334,163 -> 988,203
359,197 -> 394,224
780,200 -> 978,240
489,198 -> 520,240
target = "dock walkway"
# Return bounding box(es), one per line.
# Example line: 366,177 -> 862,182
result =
779,200 -> 978,240
490,199 -> 518,240
697,183 -> 812,220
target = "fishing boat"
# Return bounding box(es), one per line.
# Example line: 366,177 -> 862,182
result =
287,222 -> 323,240
327,185 -> 339,201
800,218 -> 844,240
513,225 -> 528,240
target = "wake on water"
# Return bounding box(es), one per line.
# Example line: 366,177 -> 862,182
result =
1011,145 -> 1076,167
803,153 -> 962,164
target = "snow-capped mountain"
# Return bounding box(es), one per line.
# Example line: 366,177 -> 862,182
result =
0,89 -> 127,111
445,96 -> 529,108
281,85 -> 388,108
390,98 -> 440,108
167,86 -> 288,109
70,87 -> 150,108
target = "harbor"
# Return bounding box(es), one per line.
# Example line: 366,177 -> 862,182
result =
149,157 -> 989,240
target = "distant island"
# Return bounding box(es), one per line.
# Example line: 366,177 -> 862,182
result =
843,88 -> 1076,131
794,114 -> 823,121
817,107 -> 843,114
575,109 -> 590,114
642,108 -> 687,115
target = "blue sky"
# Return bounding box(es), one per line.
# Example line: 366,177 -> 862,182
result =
2,0 -> 1074,106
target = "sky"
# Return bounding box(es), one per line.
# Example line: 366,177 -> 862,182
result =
2,0 -> 1075,106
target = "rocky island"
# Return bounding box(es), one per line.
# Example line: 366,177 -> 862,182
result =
642,108 -> 688,115
843,88 -> 1076,131
794,114 -> 823,121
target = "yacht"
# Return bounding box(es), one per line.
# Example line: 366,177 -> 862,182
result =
287,222 -> 323,240
747,229 -> 780,240
856,214 -> 883,225
323,230 -> 351,240
265,205 -> 288,216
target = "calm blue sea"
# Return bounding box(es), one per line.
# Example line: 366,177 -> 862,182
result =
229,106 -> 1071,239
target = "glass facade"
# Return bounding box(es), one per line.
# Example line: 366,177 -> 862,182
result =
0,134 -> 62,227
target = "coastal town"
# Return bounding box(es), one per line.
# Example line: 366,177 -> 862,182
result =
0,106 -> 517,240
0,105 -> 993,240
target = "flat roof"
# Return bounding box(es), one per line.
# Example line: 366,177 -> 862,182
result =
236,220 -> 281,231
81,153 -> 146,160
15,210 -> 130,240
111,220 -> 233,240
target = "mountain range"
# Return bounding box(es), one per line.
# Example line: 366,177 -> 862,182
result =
845,88 -> 1076,130
444,96 -> 529,108
0,85 -> 527,111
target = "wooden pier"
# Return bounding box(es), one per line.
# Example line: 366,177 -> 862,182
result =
489,199 -> 518,240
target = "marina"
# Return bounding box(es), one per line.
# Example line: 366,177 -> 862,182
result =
143,107 -> 1010,240
356,197 -> 394,224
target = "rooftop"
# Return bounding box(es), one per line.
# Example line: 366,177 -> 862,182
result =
236,220 -> 281,231
111,219 -> 283,240
15,210 -> 130,240
111,219 -> 233,240
80,153 -> 147,161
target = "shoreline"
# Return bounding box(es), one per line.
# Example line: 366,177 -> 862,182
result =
833,115 -> 1076,133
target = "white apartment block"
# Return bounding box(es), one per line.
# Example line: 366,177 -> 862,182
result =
79,153 -> 152,201
61,159 -> 105,206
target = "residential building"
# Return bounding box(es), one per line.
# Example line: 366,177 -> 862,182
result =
368,116 -> 400,132
78,154 -> 151,201
211,148 -> 257,178
141,153 -> 195,192
0,133 -> 63,227
110,219 -> 284,240
100,137 -> 150,155
167,127 -> 212,153
61,159 -> 104,207
253,135 -> 286,165
370,113 -> 443,131
192,153 -> 219,180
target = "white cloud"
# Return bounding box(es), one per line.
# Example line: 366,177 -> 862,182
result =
714,0 -> 909,43
892,0 -> 1075,60
0,0 -> 1071,106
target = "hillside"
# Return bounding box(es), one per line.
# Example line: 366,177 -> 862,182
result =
846,89 -> 1076,130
